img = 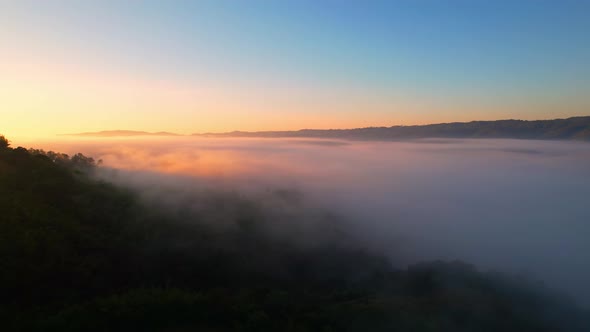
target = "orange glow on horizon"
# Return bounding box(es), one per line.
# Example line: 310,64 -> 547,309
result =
2,56 -> 587,141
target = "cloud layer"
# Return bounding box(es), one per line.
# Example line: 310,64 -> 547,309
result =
36,137 -> 590,306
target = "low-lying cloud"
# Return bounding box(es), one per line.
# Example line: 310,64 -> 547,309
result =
32,136 -> 590,306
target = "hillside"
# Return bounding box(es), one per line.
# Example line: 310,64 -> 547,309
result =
0,134 -> 589,332
194,116 -> 590,141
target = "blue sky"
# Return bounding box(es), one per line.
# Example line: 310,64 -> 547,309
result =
2,0 -> 589,137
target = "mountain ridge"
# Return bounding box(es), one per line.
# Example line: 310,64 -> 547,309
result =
63,130 -> 181,137
192,116 -> 590,141
63,116 -> 590,140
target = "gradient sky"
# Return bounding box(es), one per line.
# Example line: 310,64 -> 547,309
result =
2,0 -> 589,138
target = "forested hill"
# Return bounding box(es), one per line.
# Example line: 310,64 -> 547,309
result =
1,135 -> 589,332
194,116 -> 590,141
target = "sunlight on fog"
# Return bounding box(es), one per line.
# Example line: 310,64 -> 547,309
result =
23,137 -> 590,306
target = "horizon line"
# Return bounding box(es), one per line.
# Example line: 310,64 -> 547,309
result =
59,115 -> 590,137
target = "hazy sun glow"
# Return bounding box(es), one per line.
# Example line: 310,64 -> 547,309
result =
2,1 -> 589,139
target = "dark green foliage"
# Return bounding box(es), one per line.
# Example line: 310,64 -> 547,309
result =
0,135 -> 9,149
0,138 -> 588,331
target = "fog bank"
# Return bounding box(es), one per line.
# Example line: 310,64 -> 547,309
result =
30,137 -> 590,306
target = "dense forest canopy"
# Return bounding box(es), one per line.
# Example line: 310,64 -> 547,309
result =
0,135 -> 9,149
0,135 -> 589,331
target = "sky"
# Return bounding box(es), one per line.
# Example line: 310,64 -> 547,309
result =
1,0 -> 589,139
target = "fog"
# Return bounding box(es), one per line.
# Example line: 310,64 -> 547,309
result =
29,137 -> 590,306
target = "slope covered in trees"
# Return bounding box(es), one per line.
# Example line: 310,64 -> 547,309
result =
0,135 -> 588,331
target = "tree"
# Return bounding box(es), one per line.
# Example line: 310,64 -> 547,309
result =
0,135 -> 9,149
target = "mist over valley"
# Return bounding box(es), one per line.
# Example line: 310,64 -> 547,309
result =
32,137 -> 590,307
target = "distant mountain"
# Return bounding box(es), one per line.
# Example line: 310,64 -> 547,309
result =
64,130 -> 181,137
193,116 -> 590,141
64,117 -> 590,140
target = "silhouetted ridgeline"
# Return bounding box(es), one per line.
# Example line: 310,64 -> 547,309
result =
64,117 -> 590,140
194,116 -> 590,140
64,130 -> 180,137
0,134 -> 589,331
